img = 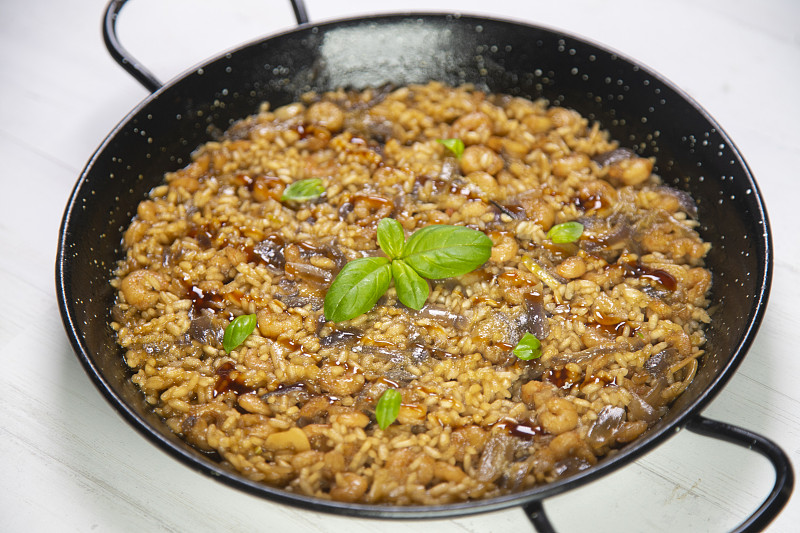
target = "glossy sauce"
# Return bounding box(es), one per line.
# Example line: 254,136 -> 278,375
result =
253,175 -> 285,201
414,175 -> 482,200
497,269 -> 531,287
362,334 -> 452,360
276,337 -> 304,353
233,173 -> 255,189
186,283 -> 244,320
213,361 -> 257,397
581,373 -> 616,388
543,367 -> 578,390
541,240 -> 579,260
264,381 -> 307,397
574,191 -> 612,212
610,260 -> 677,291
187,224 -> 216,249
377,376 -> 401,389
472,296 -> 500,306
351,194 -> 394,209
188,284 -> 225,313
249,233 -> 286,269
319,328 -> 362,347
587,320 -> 627,338
494,419 -> 544,439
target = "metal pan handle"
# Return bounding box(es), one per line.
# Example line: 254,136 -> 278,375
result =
102,0 -> 310,93
684,415 -> 794,532
523,415 -> 793,532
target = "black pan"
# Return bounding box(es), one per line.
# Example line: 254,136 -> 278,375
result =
56,0 -> 793,530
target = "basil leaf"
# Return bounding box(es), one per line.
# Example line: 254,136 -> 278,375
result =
391,259 -> 429,310
223,314 -> 257,353
377,218 -> 405,259
547,221 -> 584,244
323,223 -> 492,321
375,388 -> 402,430
402,225 -> 492,279
437,138 -> 465,159
280,178 -> 325,202
324,257 -> 392,322
512,332 -> 542,360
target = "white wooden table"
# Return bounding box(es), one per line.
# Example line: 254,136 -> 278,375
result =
2,0 -> 798,531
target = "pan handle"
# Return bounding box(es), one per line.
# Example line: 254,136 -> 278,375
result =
523,414 -> 793,533
102,0 -> 310,93
683,415 -> 794,532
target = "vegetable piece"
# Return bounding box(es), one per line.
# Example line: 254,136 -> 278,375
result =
391,259 -> 429,310
402,225 -> 492,279
437,138 -> 465,159
375,388 -> 402,430
280,178 -> 325,202
323,257 -> 392,322
521,255 -> 564,298
546,221 -> 584,244
512,332 -> 542,360
377,218 -> 405,259
222,314 -> 257,353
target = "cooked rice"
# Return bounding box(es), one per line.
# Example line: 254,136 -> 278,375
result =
111,82 -> 712,504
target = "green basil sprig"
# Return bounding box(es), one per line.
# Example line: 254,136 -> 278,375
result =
436,138 -> 465,159
323,218 -> 492,322
322,257 -> 392,324
223,314 -> 257,353
281,178 -> 325,202
375,388 -> 402,430
391,260 -> 429,311
546,221 -> 584,244
376,218 -> 405,259
512,332 -> 542,360
403,224 -> 493,279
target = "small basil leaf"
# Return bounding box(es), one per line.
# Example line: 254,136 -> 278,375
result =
324,257 -> 392,322
223,314 -> 257,353
402,225 -> 492,279
391,259 -> 429,310
377,218 -> 405,259
375,388 -> 402,430
436,138 -> 465,159
280,178 -> 325,202
512,332 -> 542,361
547,221 -> 584,244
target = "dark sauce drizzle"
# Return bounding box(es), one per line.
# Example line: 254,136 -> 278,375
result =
543,367 -> 577,390
213,361 -> 257,397
494,419 -> 544,439
621,260 -> 677,291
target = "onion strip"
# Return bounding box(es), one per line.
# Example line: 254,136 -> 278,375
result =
521,255 -> 564,303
